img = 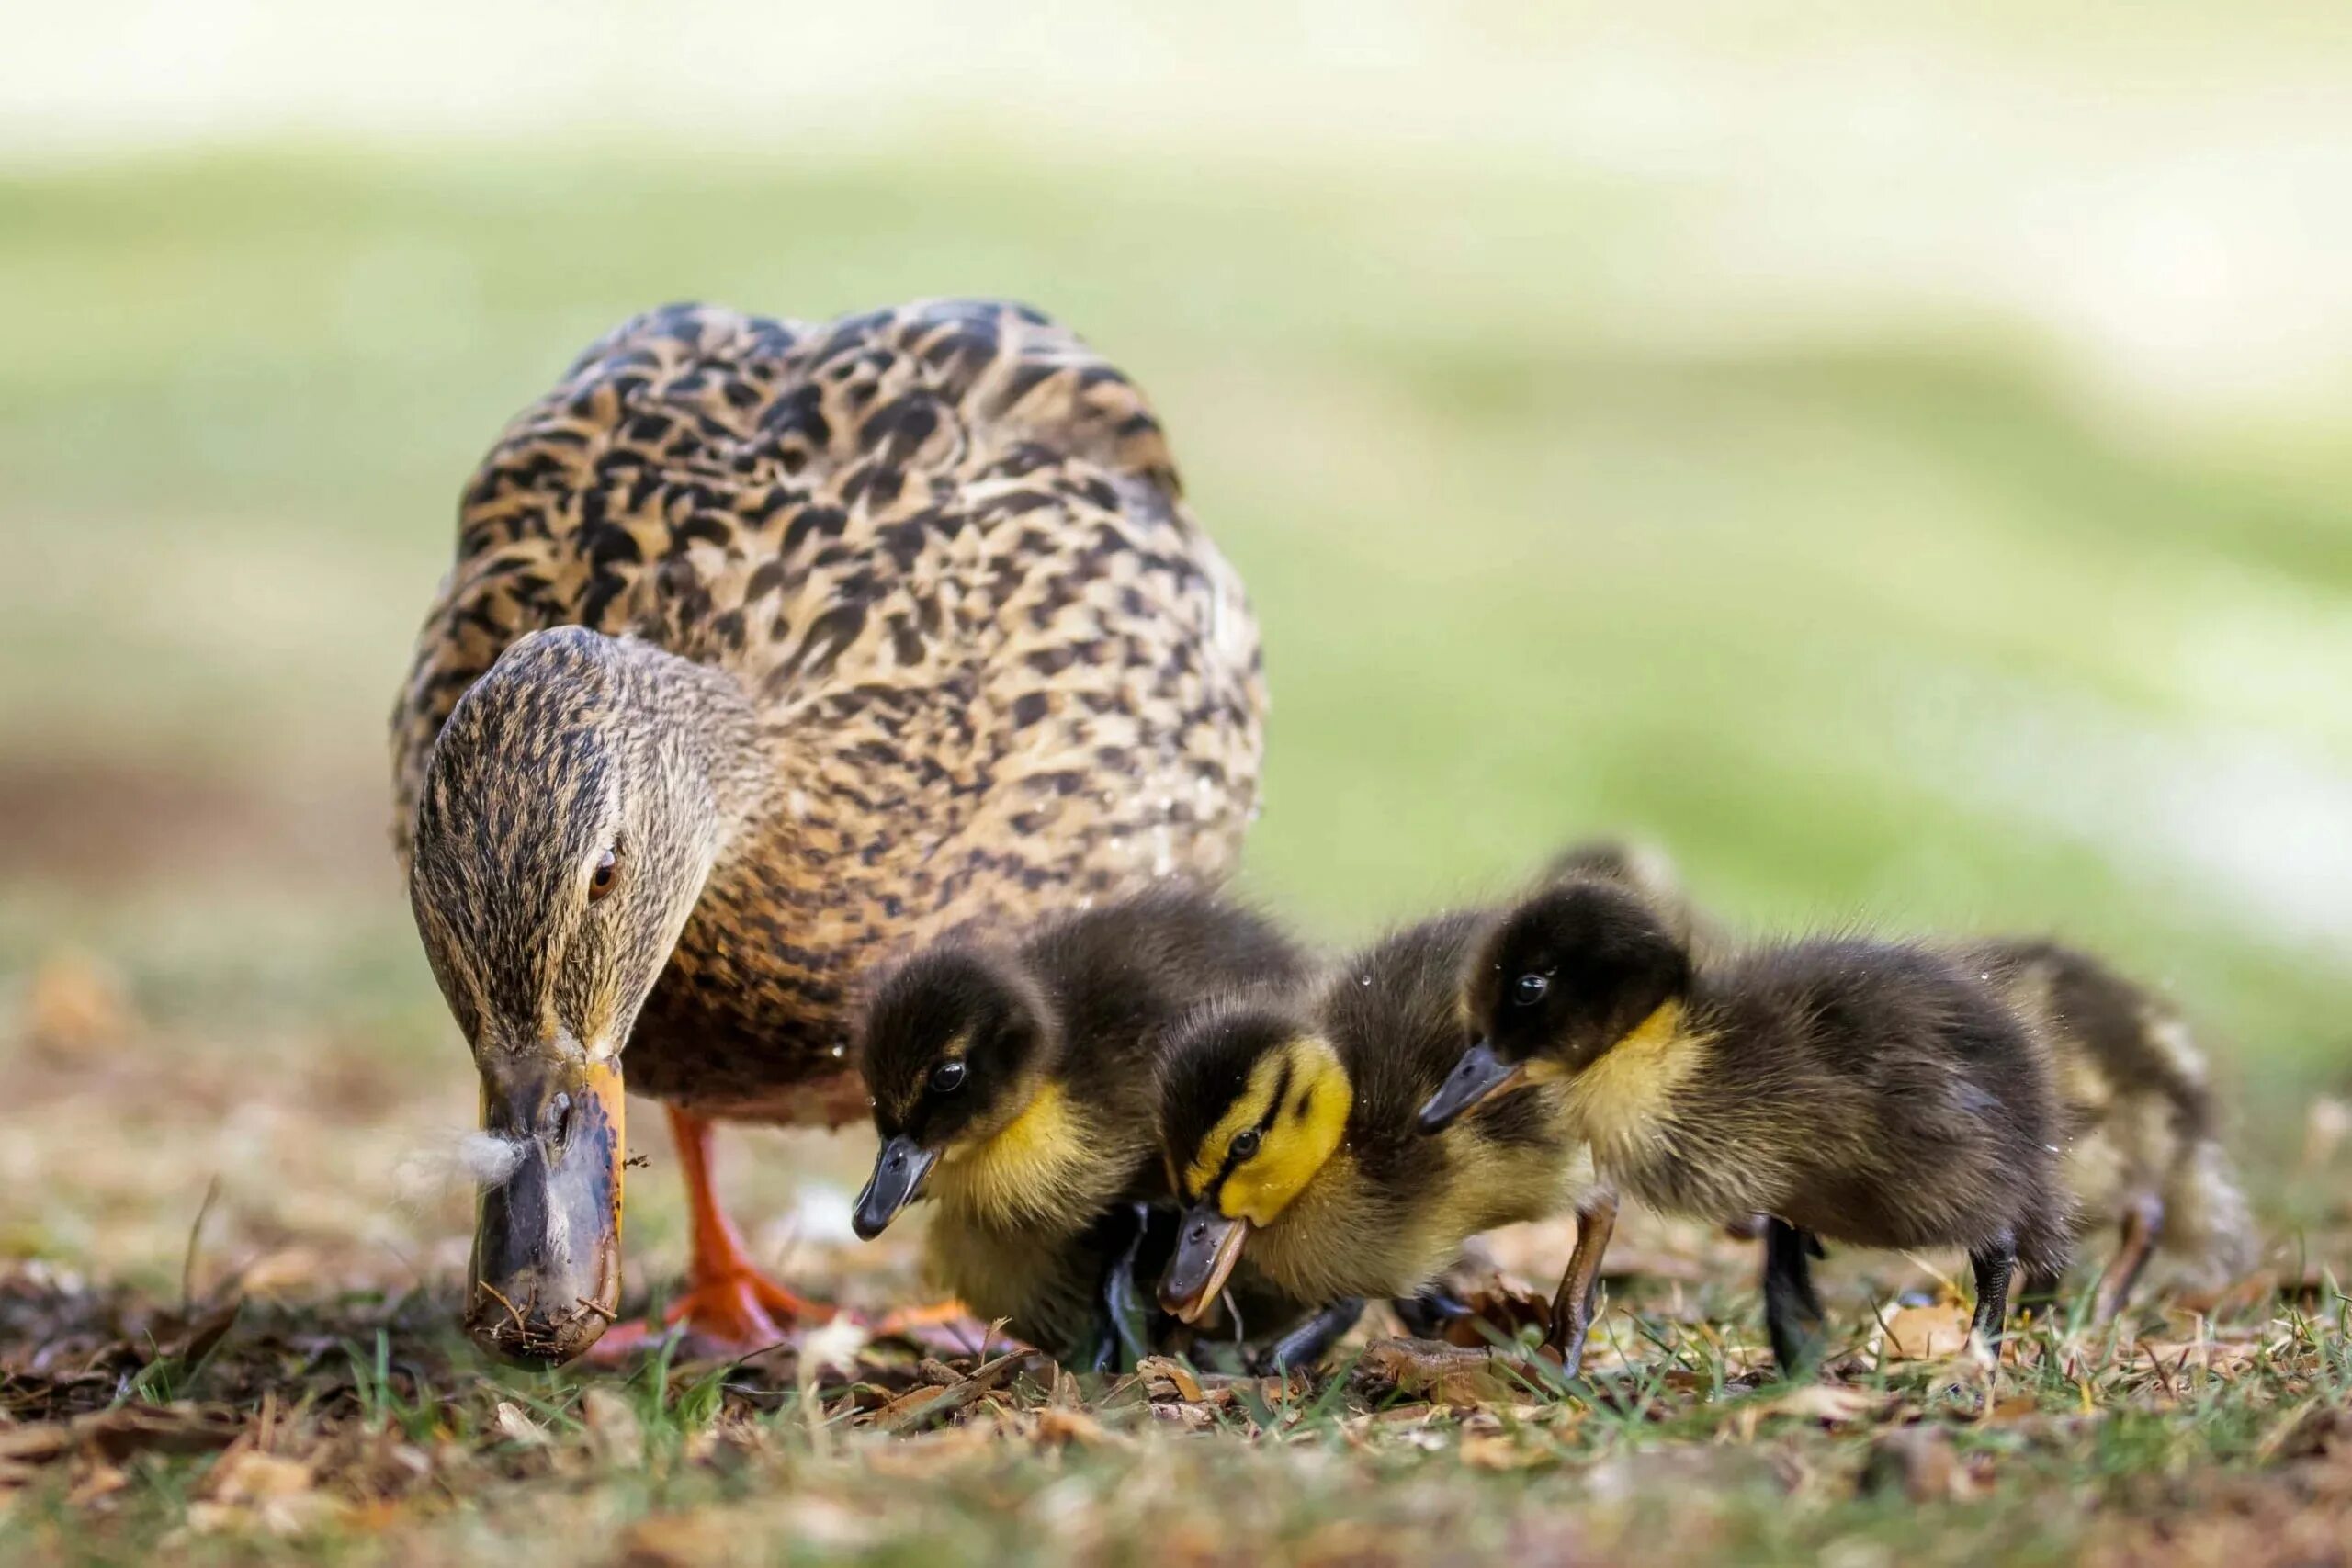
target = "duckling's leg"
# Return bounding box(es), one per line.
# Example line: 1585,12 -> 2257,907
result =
2090,1193 -> 2164,1325
1089,1202 -> 1168,1372
1761,1219 -> 1827,1376
1967,1235 -> 2018,1353
1254,1299 -> 1366,1375
593,1107 -> 834,1359
1390,1287 -> 1473,1339
1545,1192 -> 1621,1376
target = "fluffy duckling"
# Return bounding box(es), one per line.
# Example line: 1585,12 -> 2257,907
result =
1428,878 -> 2071,1372
854,885 -> 1306,1365
1972,940 -> 2253,1320
1550,840 -> 2253,1318
1156,914 -> 1602,1362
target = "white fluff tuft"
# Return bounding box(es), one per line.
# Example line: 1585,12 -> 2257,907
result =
788,1184 -> 861,1247
394,1128 -> 528,1207
456,1131 -> 527,1190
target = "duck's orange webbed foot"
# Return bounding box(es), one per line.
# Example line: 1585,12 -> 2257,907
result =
586,1106 -> 836,1362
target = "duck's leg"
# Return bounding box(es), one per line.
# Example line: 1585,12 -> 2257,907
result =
1545,1191 -> 1620,1376
592,1107 -> 833,1359
2090,1193 -> 2164,1325
1761,1218 -> 1827,1377
1255,1298 -> 1366,1374
1967,1233 -> 2018,1354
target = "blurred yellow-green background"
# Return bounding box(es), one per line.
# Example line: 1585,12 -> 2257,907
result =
4,3 -> 2347,1295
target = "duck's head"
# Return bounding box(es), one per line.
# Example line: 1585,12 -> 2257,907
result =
1154,1000 -> 1351,1324
1418,879 -> 1689,1134
851,944 -> 1059,1239
408,627 -> 741,1363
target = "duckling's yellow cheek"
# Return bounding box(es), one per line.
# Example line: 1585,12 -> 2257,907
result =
1217,1081 -> 1349,1226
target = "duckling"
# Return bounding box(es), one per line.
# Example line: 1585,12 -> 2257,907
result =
1428,877 -> 2071,1372
393,299 -> 1269,1360
1156,913 -> 1602,1364
1970,940 -> 2253,1320
1534,843 -> 2249,1319
1540,837 -> 1717,953
851,884 -> 1306,1364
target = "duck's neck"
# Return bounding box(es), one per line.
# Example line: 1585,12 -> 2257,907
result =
613,638 -> 774,857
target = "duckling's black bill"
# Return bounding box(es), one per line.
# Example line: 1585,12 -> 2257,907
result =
853,1135 -> 939,1240
465,1055 -> 625,1364
1416,1041 -> 1529,1134
1159,1203 -> 1250,1325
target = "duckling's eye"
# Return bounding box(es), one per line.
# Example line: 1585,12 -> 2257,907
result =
587,847 -> 620,904
928,1060 -> 967,1095
1513,973 -> 1550,1007
1230,1128 -> 1261,1160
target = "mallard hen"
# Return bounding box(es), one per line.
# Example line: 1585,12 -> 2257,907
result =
392,299 -> 1266,1361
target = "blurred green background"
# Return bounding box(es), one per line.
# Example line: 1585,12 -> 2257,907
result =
3,4 -> 2347,1284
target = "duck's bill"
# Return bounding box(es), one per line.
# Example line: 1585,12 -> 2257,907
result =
1159,1205 -> 1250,1324
464,1055 -> 626,1364
1415,1041 -> 1529,1134
852,1134 -> 939,1240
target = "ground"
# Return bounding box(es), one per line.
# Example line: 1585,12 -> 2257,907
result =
3,132 -> 2349,1563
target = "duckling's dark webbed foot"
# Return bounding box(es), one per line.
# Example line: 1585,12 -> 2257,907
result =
1253,1298 -> 1366,1375
1762,1219 -> 1828,1377
1968,1234 -> 2018,1354
1083,1201 -> 1178,1372
1390,1288 -> 1474,1340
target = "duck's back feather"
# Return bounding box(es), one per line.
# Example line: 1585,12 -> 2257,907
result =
392,300 -> 1266,1122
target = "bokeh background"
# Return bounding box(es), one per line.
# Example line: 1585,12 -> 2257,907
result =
4,4 -> 2347,1308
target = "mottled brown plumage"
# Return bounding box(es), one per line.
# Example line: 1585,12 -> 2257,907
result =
393,299 -> 1266,1358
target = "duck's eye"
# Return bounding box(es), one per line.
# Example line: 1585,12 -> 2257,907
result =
928,1060 -> 967,1095
1513,973 -> 1550,1007
588,847 -> 620,903
1230,1128 -> 1261,1160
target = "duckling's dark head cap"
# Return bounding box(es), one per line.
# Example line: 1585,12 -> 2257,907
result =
856,942 -> 1057,1141
1153,996 -> 1311,1175
1473,877 -> 1690,1065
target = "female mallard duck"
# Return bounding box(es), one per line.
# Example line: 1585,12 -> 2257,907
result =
392,299 -> 1267,1362
848,884 -> 1306,1365
1972,940 -> 2253,1320
1154,913 -> 1601,1364
1428,876 -> 2072,1373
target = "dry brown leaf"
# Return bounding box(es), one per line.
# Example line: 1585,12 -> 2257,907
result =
19,949 -> 133,1059
1859,1426 -> 1972,1501
1982,1393 -> 2041,1426
493,1402 -> 549,1446
1033,1406 -> 1128,1450
1460,1433 -> 1556,1472
0,1425 -> 73,1464
1136,1356 -> 1204,1403
1754,1383 -> 1891,1427
203,1450 -> 315,1504
1357,1339 -> 1526,1406
581,1386 -> 645,1468
1880,1301 -> 1973,1361
64,1461 -> 129,1506
73,1404 -> 243,1462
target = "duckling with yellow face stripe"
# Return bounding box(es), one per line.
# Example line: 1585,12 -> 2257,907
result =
1156,913 -> 1600,1345
853,885 -> 1307,1364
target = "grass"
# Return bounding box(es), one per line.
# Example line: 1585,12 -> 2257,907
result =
2,136 -> 2349,1562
